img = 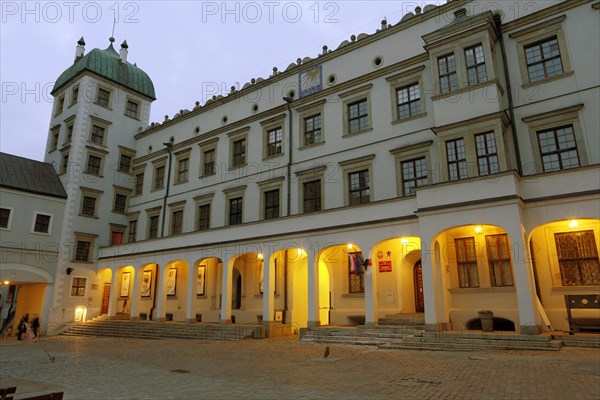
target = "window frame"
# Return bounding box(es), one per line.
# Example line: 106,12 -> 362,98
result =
339,155 -> 375,206
124,98 -> 140,119
339,84 -> 373,136
386,65 -> 427,124
112,185 -> 131,214
174,149 -> 191,185
49,125 -> 60,152
485,234 -> 514,287
509,15 -> 573,88
70,85 -> 79,106
84,151 -> 105,177
169,206 -> 185,236
348,251 -> 365,294
228,128 -> 249,170
118,150 -> 134,174
464,43 -> 488,86
54,95 -> 65,116
295,165 -> 326,214
258,177 -> 284,220
0,206 -> 14,230
455,237 -> 480,288
31,212 -> 52,235
474,131 -> 500,176
554,230 -> 600,286
79,187 -> 102,218
151,157 -> 167,191
437,52 -> 458,94
72,232 -> 97,263
109,223 -> 127,246
70,277 -> 87,297
127,219 -> 138,243
88,116 -> 111,147
224,186 -> 246,226
146,207 -> 161,240
95,86 -> 111,108
199,138 -> 218,178
260,115 -> 286,160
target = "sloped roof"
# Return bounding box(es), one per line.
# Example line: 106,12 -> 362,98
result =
0,152 -> 67,199
51,43 -> 156,99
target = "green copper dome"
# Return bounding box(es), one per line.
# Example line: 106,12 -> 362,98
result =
52,43 -> 156,99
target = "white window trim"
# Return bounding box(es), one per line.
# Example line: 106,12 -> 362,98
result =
146,207 -> 162,240
0,206 -> 15,230
88,116 -> 112,147
198,138 -> 219,178
31,212 -> 53,235
49,125 -> 61,153
174,148 -> 192,185
295,165 -> 327,213
124,97 -> 141,120
258,177 -> 284,220
168,200 -> 186,236
84,147 -> 108,177
79,187 -> 103,219
72,231 -> 97,263
113,185 -> 132,215
95,85 -> 113,109
194,193 -> 214,231
151,157 -> 168,191
260,114 -> 286,160
223,185 -> 247,226
227,127 -> 250,170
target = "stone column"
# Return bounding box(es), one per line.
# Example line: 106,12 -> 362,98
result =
129,266 -> 140,321
261,248 -> 275,335
220,257 -> 233,324
185,261 -> 196,324
107,269 -> 118,319
363,248 -> 378,328
154,264 -> 165,322
307,249 -> 320,327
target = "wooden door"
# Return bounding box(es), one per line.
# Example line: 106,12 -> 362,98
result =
413,261 -> 424,313
101,283 -> 111,314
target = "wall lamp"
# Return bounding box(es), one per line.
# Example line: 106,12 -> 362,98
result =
66,267 -> 74,275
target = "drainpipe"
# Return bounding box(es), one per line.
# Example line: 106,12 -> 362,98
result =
495,14 -> 523,176
283,97 -> 293,216
283,250 -> 288,324
160,142 -> 174,237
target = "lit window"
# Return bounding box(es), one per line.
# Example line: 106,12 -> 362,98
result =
486,234 -> 514,287
455,237 -> 479,288
71,277 -> 87,296
555,231 -> 600,286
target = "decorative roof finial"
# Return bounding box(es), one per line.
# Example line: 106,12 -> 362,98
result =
78,37 -> 85,46
109,37 -> 115,43
120,40 -> 128,49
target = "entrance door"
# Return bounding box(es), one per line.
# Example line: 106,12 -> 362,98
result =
101,283 -> 111,314
413,261 -> 424,313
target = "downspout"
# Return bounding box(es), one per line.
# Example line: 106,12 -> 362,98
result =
160,142 -> 174,237
495,14 -> 523,176
283,97 -> 293,216
283,250 -> 288,324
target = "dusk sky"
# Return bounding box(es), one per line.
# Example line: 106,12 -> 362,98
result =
1,1 -> 436,161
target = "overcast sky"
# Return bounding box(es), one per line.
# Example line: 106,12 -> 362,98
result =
1,1 -> 438,161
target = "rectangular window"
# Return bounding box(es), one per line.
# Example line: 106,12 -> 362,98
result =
537,125 -> 580,172
198,204 -> 210,231
555,231 -> 600,286
111,231 -> 123,246
81,196 -> 96,217
402,157 -> 427,196
396,83 -> 421,119
66,125 -> 73,143
171,210 -> 184,235
229,197 -> 243,225
446,138 -> 467,181
486,234 -> 514,287
113,194 -> 127,213
71,277 -> 86,296
303,180 -> 321,213
0,208 -> 10,228
176,158 -> 189,184
128,220 -> 137,243
465,44 -> 487,85
86,155 -> 102,176
264,189 -> 279,220
455,237 -> 479,288
33,214 -> 51,233
154,166 -> 165,189
75,241 -> 91,262
203,149 -> 216,176
71,86 -> 79,105
348,170 -> 370,205
135,173 -> 144,195
90,125 -> 105,145
348,99 -> 369,134
96,88 -> 110,107
232,139 -> 246,167
125,100 -> 139,118
348,251 -> 365,294
267,127 -> 282,156
475,132 -> 499,176
148,215 -> 159,239
55,96 -> 64,116
525,36 -> 563,82
304,114 -> 322,145
50,128 -> 60,151
61,153 -> 69,174
119,155 -> 132,173
438,53 -> 458,93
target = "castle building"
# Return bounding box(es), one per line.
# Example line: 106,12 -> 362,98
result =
2,0 -> 598,336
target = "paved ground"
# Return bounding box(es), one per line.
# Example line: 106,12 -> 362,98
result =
1,335 -> 599,400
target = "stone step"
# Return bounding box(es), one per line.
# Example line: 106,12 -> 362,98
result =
404,336 -> 560,348
380,339 -> 562,352
552,334 -> 600,348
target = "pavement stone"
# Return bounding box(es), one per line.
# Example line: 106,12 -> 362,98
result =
0,335 -> 599,400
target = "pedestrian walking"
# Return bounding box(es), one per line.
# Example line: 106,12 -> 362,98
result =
31,315 -> 40,341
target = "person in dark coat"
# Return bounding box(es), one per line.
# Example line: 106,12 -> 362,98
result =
17,314 -> 29,340
31,315 -> 40,340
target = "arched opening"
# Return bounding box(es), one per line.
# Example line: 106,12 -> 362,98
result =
466,317 -> 516,331
413,261 -> 424,313
528,218 -> 600,332
232,268 -> 242,310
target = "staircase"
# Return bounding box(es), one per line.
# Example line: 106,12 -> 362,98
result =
62,318 -> 262,341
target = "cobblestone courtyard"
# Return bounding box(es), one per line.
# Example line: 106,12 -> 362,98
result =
1,336 -> 599,400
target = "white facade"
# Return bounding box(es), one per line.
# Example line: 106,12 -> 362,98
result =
34,0 -> 600,335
